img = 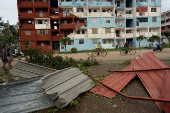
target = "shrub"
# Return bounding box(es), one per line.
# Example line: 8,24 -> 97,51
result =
25,48 -> 99,70
71,47 -> 77,53
162,42 -> 170,48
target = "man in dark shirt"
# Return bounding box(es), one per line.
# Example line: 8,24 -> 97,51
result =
7,45 -> 13,67
124,41 -> 129,53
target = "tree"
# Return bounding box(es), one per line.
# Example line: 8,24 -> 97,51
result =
22,40 -> 31,49
59,37 -> 71,53
136,35 -> 146,48
162,31 -> 170,44
147,35 -> 160,43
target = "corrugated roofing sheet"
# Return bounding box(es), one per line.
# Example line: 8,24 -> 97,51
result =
90,52 -> 170,113
11,60 -> 56,79
90,65 -> 136,98
0,77 -> 55,113
42,68 -> 94,108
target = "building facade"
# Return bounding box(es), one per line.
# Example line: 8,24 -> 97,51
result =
161,10 -> 170,44
17,0 -> 161,52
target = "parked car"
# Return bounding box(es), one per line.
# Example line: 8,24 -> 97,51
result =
12,49 -> 24,57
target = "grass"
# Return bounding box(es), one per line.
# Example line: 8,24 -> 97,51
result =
57,48 -> 153,54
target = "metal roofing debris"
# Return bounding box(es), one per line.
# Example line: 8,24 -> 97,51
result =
42,68 -> 94,108
90,52 -> 170,113
11,60 -> 56,79
0,77 -> 55,113
90,65 -> 136,98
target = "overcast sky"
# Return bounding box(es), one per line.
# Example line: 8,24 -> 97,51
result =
0,0 -> 170,25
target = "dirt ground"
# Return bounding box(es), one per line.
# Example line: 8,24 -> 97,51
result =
56,48 -> 170,61
1,49 -> 170,113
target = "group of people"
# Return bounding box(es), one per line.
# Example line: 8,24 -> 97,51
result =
1,45 -> 13,69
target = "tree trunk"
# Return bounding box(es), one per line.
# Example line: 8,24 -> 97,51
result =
139,42 -> 140,48
65,45 -> 66,53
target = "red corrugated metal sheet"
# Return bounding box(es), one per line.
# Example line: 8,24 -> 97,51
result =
90,65 -> 136,98
161,71 -> 170,113
90,52 -> 170,112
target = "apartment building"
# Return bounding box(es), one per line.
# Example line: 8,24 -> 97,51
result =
161,10 -> 170,32
17,0 -> 161,52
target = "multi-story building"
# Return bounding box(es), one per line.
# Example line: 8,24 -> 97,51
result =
17,0 -> 161,52
161,10 -> 170,32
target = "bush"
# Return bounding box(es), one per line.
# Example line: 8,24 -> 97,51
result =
25,48 -> 99,70
162,42 -> 170,48
71,47 -> 77,53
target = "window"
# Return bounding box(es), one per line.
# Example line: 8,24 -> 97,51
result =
77,20 -> 79,23
103,39 -> 111,44
28,10 -> 32,13
126,29 -> 132,33
151,8 -> 156,12
92,29 -> 98,34
79,40 -> 84,44
46,41 -> 50,46
68,40 -> 74,45
25,30 -> 31,35
137,29 -> 140,33
82,30 -> 85,34
106,18 -> 110,23
151,0 -> 156,1
38,20 -> 42,24
94,10 -> 97,12
22,0 -> 25,2
152,17 -> 157,22
89,9 -> 91,13
77,8 -> 83,12
28,21 -> 32,24
38,0 -> 42,2
92,18 -> 97,23
37,30 -> 48,34
105,28 -> 111,33
41,42 -> 44,46
102,10 -> 105,12
92,39 -> 98,44
149,29 -> 151,32
23,10 -> 26,13
77,31 -> 80,34
126,10 -> 131,14
28,0 -> 32,2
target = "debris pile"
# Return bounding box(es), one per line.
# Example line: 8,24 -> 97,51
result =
90,52 -> 170,113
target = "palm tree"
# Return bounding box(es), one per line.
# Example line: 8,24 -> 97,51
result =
22,40 -> 31,49
59,37 -> 71,53
136,35 -> 146,48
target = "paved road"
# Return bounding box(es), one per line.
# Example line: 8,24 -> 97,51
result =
55,48 -> 170,61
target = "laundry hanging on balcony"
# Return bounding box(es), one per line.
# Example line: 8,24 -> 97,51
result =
139,7 -> 147,13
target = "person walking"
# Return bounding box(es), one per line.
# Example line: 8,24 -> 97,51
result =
1,46 -> 8,69
7,45 -> 13,67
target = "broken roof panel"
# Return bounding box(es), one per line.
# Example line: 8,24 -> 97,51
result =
42,68 -> 94,108
161,71 -> 170,113
11,60 -> 56,79
90,65 -> 136,98
0,77 -> 55,113
90,52 -> 170,113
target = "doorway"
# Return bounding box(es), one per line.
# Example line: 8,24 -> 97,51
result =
52,41 -> 60,50
116,30 -> 120,37
117,1 -> 120,7
126,38 -> 133,47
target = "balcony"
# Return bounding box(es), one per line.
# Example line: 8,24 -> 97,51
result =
60,23 -> 75,29
34,2 -> 48,8
115,23 -> 126,28
19,13 -> 34,19
149,32 -> 158,37
136,2 -> 148,6
18,2 -> 33,8
126,33 -> 133,38
136,12 -> 148,17
21,24 -> 35,30
36,35 -> 51,41
51,36 -> 61,41
35,13 -> 50,18
67,34 -> 88,39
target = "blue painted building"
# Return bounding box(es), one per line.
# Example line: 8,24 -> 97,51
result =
58,0 -> 161,52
